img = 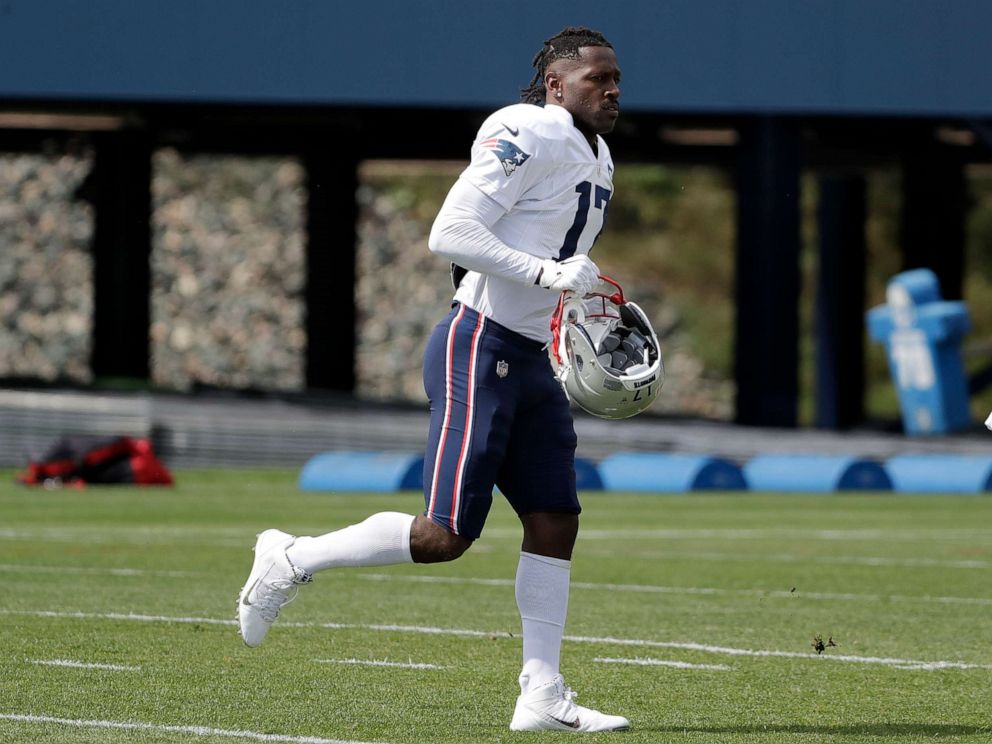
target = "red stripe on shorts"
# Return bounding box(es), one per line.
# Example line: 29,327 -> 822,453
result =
426,303 -> 466,520
448,312 -> 485,533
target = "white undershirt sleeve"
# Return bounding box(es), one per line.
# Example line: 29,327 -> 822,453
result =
427,177 -> 544,286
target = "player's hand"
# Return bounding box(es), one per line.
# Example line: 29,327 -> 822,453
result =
537,255 -> 600,296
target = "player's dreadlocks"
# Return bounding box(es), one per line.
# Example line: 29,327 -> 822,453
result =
520,26 -> 613,105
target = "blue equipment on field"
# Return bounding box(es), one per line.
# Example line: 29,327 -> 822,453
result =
598,452 -> 747,492
574,457 -> 604,490
885,454 -> 992,493
866,269 -> 971,435
743,454 -> 892,492
299,451 -> 424,492
298,451 -> 603,493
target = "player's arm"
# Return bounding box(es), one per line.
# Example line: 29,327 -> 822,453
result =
428,179 -> 599,293
428,178 -> 541,285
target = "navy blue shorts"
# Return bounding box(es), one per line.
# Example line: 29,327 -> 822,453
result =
422,303 -> 580,539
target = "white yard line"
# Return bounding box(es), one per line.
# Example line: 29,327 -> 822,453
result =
3,609 -> 237,625
579,549 -> 992,570
3,525 -> 992,546
3,608 -> 988,672
564,634 -> 990,670
0,713 -> 383,744
0,563 -> 194,578
7,554 -> 990,599
313,658 -> 443,670
0,526 -> 248,539
484,527 -> 992,542
5,547 -> 989,586
0,527 -> 247,547
27,658 -> 140,671
358,573 -> 992,607
594,657 -> 731,671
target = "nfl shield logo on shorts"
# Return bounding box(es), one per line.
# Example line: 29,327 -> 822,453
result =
496,360 -> 509,378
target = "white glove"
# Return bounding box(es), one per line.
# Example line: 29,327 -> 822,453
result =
537,255 -> 600,295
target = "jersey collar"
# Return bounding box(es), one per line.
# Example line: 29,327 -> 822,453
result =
544,102 -> 574,125
545,103 -> 603,160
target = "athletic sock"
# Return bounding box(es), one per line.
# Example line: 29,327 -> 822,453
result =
286,512 -> 414,573
515,550 -> 571,693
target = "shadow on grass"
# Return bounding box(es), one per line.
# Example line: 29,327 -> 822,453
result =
652,723 -> 989,737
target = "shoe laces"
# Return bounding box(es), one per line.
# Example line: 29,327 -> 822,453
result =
551,675 -> 577,700
252,559 -> 311,624
547,678 -> 580,720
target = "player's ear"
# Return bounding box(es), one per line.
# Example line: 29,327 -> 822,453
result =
545,71 -> 562,101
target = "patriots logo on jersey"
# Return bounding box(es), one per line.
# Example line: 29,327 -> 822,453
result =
480,137 -> 530,177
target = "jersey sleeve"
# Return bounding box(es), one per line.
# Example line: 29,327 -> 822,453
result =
459,109 -> 548,212
427,178 -> 544,285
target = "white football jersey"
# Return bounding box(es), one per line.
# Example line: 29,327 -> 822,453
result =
453,103 -> 615,342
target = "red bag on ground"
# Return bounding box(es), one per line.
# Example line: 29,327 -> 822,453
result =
17,436 -> 174,487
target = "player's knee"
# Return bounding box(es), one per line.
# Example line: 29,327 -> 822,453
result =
413,538 -> 471,563
409,515 -> 472,563
520,511 -> 579,560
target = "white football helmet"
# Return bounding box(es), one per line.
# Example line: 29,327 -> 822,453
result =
550,276 -> 664,420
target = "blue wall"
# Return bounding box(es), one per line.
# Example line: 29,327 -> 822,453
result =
2,1 -> 990,116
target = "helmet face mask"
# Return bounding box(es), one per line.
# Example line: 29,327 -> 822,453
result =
550,278 -> 664,419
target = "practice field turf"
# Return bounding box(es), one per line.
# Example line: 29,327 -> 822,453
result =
1,470 -> 990,743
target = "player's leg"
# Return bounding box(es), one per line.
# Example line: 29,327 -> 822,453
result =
420,303 -> 512,543
237,510 -> 418,647
285,305 -> 488,572
238,515 -> 471,648
514,511 -> 577,707
409,514 -> 473,562
510,532 -> 628,730
499,383 -> 579,696
500,367 -> 629,732
520,510 -> 578,560
237,306 -> 484,647
307,302 -> 497,567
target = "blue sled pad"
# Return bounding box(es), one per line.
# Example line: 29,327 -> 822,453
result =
575,457 -> 604,490
599,453 -> 746,492
299,451 -> 424,492
744,454 -> 891,492
885,454 -> 992,493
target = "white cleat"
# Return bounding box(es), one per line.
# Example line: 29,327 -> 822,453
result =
509,675 -> 630,732
237,529 -> 312,647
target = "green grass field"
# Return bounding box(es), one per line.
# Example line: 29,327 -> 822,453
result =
1,470 -> 990,743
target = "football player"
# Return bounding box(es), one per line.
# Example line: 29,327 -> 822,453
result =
238,26 -> 629,733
